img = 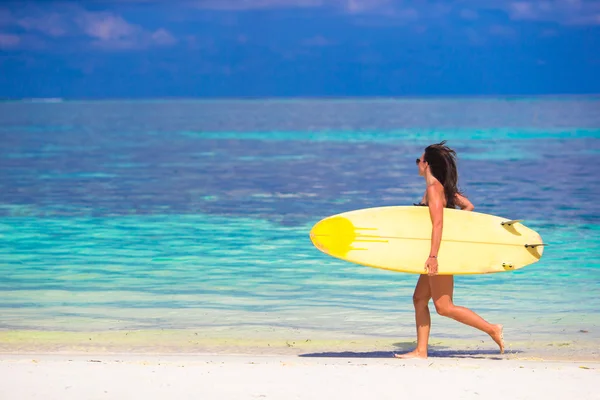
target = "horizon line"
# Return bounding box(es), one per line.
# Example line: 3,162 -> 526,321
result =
2,93 -> 600,102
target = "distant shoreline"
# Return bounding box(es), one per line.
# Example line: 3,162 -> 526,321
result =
1,94 -> 600,103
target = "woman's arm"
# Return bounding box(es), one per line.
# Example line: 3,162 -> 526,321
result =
455,193 -> 474,211
425,184 -> 444,275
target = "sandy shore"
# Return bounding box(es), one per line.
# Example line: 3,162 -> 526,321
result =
2,329 -> 599,362
1,354 -> 598,400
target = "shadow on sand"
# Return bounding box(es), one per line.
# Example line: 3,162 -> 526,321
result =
299,341 -> 522,360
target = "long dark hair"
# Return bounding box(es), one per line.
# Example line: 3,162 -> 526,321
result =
423,141 -> 464,209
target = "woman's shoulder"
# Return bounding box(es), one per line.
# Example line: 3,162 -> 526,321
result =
426,182 -> 445,196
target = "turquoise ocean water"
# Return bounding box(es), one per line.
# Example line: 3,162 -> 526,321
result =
0,98 -> 599,359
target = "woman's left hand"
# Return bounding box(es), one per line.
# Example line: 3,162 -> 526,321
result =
425,257 -> 438,276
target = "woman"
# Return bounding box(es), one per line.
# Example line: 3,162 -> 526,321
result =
394,141 -> 504,359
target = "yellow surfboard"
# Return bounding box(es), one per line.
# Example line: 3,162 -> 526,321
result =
309,206 -> 545,275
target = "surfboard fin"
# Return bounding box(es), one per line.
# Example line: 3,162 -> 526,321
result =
501,219 -> 523,226
525,244 -> 547,249
502,263 -> 514,270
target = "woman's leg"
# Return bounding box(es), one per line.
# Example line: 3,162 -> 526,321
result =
429,275 -> 504,353
394,274 -> 431,358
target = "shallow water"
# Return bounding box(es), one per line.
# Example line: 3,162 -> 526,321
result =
1,99 -> 599,359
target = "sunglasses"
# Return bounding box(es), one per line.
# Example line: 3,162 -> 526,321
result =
415,158 -> 422,165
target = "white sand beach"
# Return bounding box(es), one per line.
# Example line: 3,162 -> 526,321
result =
1,354 -> 598,400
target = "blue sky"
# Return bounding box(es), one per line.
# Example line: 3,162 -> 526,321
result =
0,0 -> 599,97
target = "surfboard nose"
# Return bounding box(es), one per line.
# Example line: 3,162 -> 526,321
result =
309,218 -> 332,253
309,216 -> 357,258
308,221 -> 321,249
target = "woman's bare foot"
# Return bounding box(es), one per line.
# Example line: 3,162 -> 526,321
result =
393,349 -> 428,359
490,324 -> 504,354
